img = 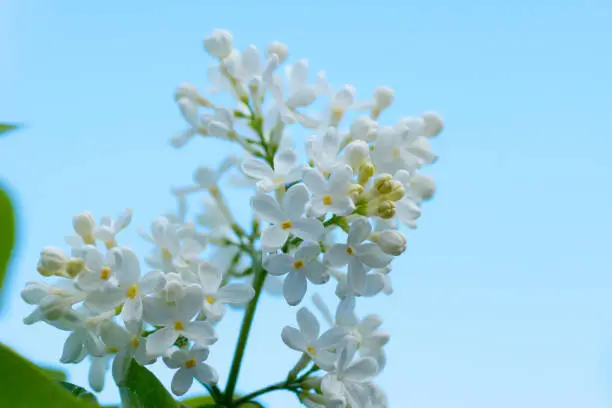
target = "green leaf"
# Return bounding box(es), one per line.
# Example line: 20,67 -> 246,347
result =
40,365 -> 68,381
181,396 -> 217,407
119,359 -> 178,408
60,381 -> 98,403
0,186 -> 16,302
0,123 -> 20,136
0,343 -> 95,408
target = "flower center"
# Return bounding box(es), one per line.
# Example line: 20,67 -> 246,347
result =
185,359 -> 197,369
322,195 -> 333,206
281,220 -> 293,230
130,335 -> 140,349
99,267 -> 111,280
126,284 -> 139,299
161,248 -> 172,261
205,295 -> 216,304
306,346 -> 316,355
174,320 -> 184,331
292,259 -> 305,269
345,246 -> 354,255
105,239 -> 116,249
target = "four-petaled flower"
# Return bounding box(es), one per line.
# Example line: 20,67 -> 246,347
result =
163,346 -> 219,396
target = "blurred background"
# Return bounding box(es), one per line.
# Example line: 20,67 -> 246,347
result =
1,1 -> 611,407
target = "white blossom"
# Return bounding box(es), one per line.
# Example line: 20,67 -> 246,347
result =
164,346 -> 218,395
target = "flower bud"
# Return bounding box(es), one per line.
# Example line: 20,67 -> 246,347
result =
72,211 -> 95,241
174,83 -> 211,107
266,41 -> 289,64
422,111 -> 444,137
374,174 -> 393,194
357,162 -> 375,185
66,258 -> 86,278
410,174 -> 436,200
39,295 -> 67,321
377,229 -> 407,256
37,247 -> 67,277
344,140 -> 370,170
203,29 -> 233,59
349,116 -> 377,142
376,200 -> 396,219
21,282 -> 51,305
374,86 -> 394,110
383,180 -> 405,201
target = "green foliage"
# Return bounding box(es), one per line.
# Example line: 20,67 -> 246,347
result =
60,381 -> 99,404
40,365 -> 68,381
181,395 -> 262,407
0,343 -> 95,408
0,186 -> 15,301
119,359 -> 178,408
0,123 -> 20,136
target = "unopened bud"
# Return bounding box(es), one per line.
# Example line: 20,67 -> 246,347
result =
37,247 -> 67,277
376,229 -> 407,256
73,211 -> 95,241
21,282 -> 50,305
422,111 -> 444,137
410,174 -> 436,200
357,162 -> 375,185
39,296 -> 66,321
203,29 -> 233,59
65,258 -> 85,278
374,174 -> 393,194
266,41 -> 289,64
383,180 -> 405,201
376,200 -> 396,219
345,140 -> 370,170
374,86 -> 394,110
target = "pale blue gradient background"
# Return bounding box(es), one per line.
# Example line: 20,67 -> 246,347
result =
1,1 -> 612,407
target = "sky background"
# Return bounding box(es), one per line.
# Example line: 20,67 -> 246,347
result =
1,1 -> 612,407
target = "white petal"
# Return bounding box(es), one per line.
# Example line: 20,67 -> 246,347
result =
283,183 -> 309,220
171,368 -> 194,396
250,195 -> 286,224
303,167 -> 328,195
193,166 -> 217,188
315,327 -> 348,349
182,321 -> 217,346
303,261 -> 329,285
194,363 -> 219,385
139,270 -> 165,294
85,287 -> 125,313
286,87 -> 316,108
343,357 -> 378,382
115,247 -> 141,286
198,264 -> 223,294
216,283 -> 255,304
241,45 -> 261,78
297,307 -> 320,341
273,148 -> 298,177
337,340 -> 358,372
60,331 -> 84,363
264,254 -> 293,276
356,243 -> 392,268
324,244 -> 351,266
241,158 -> 274,181
143,296 -> 174,326
295,241 -> 321,263
178,97 -> 199,127
89,357 -> 107,392
281,326 -> 308,351
328,165 -> 353,189
100,321 -> 130,349
85,248 -> 105,272
291,219 -> 324,242
112,349 -> 131,385
146,327 -> 178,356
176,285 -> 204,322
283,270 -> 307,306
362,274 -> 385,297
261,225 -> 289,251
122,297 -> 143,323
288,60 -> 309,88
347,258 -> 367,294
347,218 -> 371,246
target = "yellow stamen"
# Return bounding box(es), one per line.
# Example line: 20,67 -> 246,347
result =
130,335 -> 140,349
346,247 -> 354,255
322,195 -> 333,206
281,220 -> 293,230
105,239 -> 116,249
174,321 -> 184,331
126,284 -> 139,299
185,359 -> 197,368
307,346 -> 316,355
205,295 -> 216,304
161,248 -> 172,261
99,267 -> 111,280
292,259 -> 305,269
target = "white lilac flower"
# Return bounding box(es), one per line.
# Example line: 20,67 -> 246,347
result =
333,269 -> 387,299
196,196 -> 233,240
241,147 -> 304,193
85,247 -> 165,324
72,211 -> 97,245
281,307 -> 348,370
170,96 -> 203,148
327,85 -> 357,125
303,165 -> 355,217
197,263 -> 255,321
371,125 -> 436,175
75,246 -> 122,293
203,29 -> 233,59
93,209 -> 133,249
143,285 -> 217,356
100,320 -> 153,384
321,339 -> 379,408
88,354 -> 112,392
343,140 -> 371,172
264,242 -> 329,305
372,229 -> 406,256
300,391 -> 345,408
324,218 -> 392,294
60,317 -> 107,363
306,127 -> 343,173
163,346 -> 218,396
251,183 -> 324,251
173,155 -> 237,196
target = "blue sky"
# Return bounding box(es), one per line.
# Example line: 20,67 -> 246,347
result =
1,1 -> 612,407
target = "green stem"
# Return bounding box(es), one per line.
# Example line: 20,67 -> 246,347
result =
224,253 -> 267,404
